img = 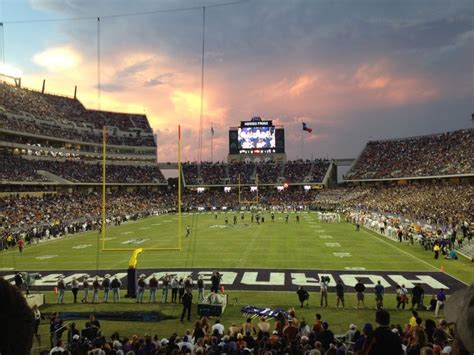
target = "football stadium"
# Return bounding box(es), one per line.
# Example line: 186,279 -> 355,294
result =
0,1 -> 473,355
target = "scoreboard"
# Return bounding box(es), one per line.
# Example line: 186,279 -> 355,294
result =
229,117 -> 285,155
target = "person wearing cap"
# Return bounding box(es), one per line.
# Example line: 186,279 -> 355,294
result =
137,274 -> 146,303
57,276 -> 66,304
283,318 -> 298,342
111,275 -> 122,303
344,324 -> 357,345
149,274 -> 158,303
92,276 -> 100,303
81,275 -> 90,303
102,274 -> 111,303
70,276 -> 79,304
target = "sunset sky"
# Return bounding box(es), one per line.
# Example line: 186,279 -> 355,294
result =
0,0 -> 472,162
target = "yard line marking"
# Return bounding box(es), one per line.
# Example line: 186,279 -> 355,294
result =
361,228 -> 469,285
35,255 -> 58,260
325,242 -> 341,247
333,252 -> 351,258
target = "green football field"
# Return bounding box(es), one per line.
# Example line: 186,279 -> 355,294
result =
2,211 -> 472,352
0,211 -> 472,282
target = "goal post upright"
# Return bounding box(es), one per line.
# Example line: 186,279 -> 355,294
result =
101,126 -> 106,250
178,125 -> 182,251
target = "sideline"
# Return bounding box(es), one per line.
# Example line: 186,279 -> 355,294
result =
361,227 -> 469,286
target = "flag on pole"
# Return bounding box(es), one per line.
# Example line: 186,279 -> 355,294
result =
211,126 -> 215,136
302,122 -> 313,134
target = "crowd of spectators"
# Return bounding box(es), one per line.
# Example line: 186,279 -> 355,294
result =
0,155 -> 166,183
313,184 -> 473,228
0,191 -> 176,247
346,129 -> 474,180
183,160 -> 330,186
0,155 -> 50,182
0,82 -> 155,146
20,304 -> 473,355
0,113 -> 155,147
0,187 -> 320,245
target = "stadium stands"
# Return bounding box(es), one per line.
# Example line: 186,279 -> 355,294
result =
0,83 -> 155,147
0,155 -> 166,183
345,129 -> 474,180
182,159 -> 330,186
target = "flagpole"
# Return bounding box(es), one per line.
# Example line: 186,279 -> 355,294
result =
211,122 -> 213,162
301,124 -> 304,160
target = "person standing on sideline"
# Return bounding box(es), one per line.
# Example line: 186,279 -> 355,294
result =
70,277 -> 79,304
234,215 -> 237,224
137,274 -> 146,303
171,275 -> 179,303
411,283 -> 425,310
81,275 -> 90,303
178,277 -> 185,303
32,304 -> 44,345
433,243 -> 440,259
271,212 -> 275,222
211,271 -> 221,293
102,274 -> 111,303
186,225 -> 191,238
92,277 -> 100,303
180,289 -> 193,322
17,238 -> 25,253
111,276 -> 121,303
396,284 -> 409,310
285,214 -> 289,223
336,280 -> 345,308
320,276 -> 329,307
161,274 -> 170,303
148,274 -> 158,303
197,275 -> 205,303
374,280 -> 384,310
57,276 -> 66,304
296,214 -> 300,223
296,286 -> 309,308
354,279 -> 366,309
434,289 -> 446,317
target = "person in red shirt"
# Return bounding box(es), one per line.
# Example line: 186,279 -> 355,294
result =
283,319 -> 298,342
17,239 -> 25,253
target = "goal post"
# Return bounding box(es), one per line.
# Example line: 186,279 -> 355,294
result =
100,125 -> 182,252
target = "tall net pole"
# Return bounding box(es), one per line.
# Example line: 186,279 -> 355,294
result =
178,125 -> 182,250
101,126 -> 106,250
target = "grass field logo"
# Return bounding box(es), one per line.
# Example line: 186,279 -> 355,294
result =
333,252 -> 351,258
72,244 -> 93,249
121,238 -> 149,245
35,255 -> 58,260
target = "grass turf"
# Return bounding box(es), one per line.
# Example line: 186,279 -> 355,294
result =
2,211 -> 472,351
1,212 -> 472,282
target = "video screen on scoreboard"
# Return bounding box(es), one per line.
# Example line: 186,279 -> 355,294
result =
238,126 -> 276,150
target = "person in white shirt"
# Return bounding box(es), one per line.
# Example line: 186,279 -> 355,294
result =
212,319 -> 225,336
49,340 -> 64,355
